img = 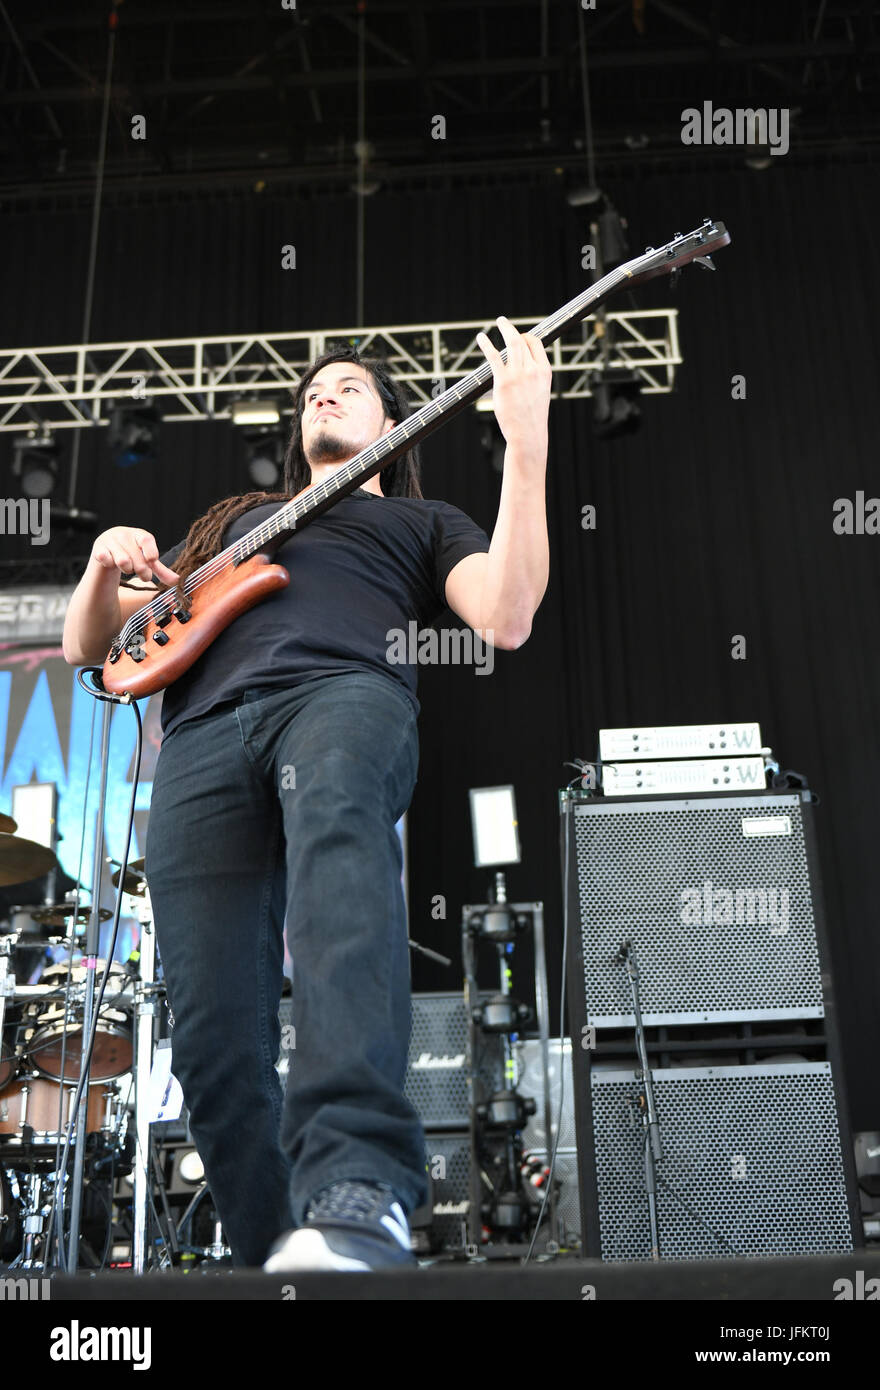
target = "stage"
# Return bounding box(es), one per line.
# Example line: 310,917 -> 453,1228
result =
12,1248 -> 877,1302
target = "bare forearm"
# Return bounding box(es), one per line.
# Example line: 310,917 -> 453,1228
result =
479,443 -> 549,646
62,559 -> 123,665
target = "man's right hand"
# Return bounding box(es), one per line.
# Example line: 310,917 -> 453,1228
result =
91,527 -> 180,585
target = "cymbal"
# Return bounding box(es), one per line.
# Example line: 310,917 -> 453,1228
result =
29,904 -> 113,928
0,813 -> 17,834
0,834 -> 58,887
111,857 -> 148,895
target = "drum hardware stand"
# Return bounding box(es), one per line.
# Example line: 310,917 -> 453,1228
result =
65,702 -> 112,1271
0,930 -> 18,1075
616,939 -> 663,1261
15,1171 -> 60,1269
130,888 -> 166,1274
61,676 -> 139,1269
203,1219 -> 230,1262
146,1132 -> 181,1266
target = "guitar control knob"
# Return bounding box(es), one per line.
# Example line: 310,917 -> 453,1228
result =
152,630 -> 170,646
172,607 -> 192,624
155,612 -> 173,629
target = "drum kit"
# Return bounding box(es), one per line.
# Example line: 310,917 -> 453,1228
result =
0,812 -> 155,1267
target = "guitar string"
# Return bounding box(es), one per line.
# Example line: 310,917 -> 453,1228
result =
117,230 -> 713,648
117,264 -> 631,645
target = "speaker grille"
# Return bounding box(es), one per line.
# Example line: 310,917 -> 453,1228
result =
591,1062 -> 853,1260
516,1038 -> 577,1151
404,992 -> 505,1129
573,795 -> 823,1024
421,1132 -> 472,1249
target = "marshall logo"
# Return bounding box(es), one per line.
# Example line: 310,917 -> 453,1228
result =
434,1201 -> 469,1215
412,1052 -> 466,1069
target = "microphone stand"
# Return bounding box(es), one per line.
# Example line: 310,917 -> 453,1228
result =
616,939 -> 663,1261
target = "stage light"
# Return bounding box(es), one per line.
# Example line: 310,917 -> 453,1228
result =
469,784 -> 521,869
591,370 -> 642,440
178,1149 -> 205,1185
108,405 -> 160,468
350,140 -> 381,196
12,432 -> 59,497
242,426 -> 285,488
566,184 -> 604,208
230,397 -> 281,426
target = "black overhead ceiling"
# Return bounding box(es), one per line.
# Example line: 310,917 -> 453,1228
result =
1,0 -> 878,207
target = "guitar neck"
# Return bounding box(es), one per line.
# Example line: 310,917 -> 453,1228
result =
199,219 -> 729,575
228,262 -> 633,564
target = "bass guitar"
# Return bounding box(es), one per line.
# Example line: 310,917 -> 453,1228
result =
102,218 -> 730,697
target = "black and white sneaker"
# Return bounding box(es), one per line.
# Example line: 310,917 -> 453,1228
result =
263,1180 -> 417,1273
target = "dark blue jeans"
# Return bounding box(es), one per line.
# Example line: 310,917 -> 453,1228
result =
144,671 -> 427,1267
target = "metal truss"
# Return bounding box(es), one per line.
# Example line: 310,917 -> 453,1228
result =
0,309 -> 680,433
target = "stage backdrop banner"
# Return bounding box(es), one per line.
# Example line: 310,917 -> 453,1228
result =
0,634 -> 164,965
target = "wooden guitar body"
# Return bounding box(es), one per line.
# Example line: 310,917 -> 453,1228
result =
101,554 -> 290,699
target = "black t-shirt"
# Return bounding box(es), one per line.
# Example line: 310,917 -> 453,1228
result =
153,489 -> 491,738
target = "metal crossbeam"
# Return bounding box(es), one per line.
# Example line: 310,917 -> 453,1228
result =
0,310 -> 680,433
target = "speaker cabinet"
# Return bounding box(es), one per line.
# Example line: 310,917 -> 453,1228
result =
561,789 -> 862,1257
588,1062 -> 856,1260
404,991 -> 505,1130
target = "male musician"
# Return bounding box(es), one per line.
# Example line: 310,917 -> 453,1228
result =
62,317 -> 551,1271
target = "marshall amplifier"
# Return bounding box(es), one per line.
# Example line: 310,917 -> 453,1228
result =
277,991 -> 503,1132
404,991 -> 505,1130
410,1131 -> 472,1253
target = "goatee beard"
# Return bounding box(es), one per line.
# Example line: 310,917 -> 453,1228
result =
308,428 -> 356,465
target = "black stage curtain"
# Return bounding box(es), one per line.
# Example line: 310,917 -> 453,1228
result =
2,161 -> 878,1126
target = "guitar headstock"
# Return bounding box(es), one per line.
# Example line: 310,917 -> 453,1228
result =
625,219 -> 731,286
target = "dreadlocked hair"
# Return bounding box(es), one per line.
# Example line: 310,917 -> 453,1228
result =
164,343 -> 423,604
167,490 -> 293,605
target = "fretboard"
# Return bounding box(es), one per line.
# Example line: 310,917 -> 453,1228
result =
220,260 -> 633,570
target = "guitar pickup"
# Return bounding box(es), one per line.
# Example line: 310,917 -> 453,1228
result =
152,630 -> 170,646
172,607 -> 192,623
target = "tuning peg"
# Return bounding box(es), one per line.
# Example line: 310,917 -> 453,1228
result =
694,255 -> 716,270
